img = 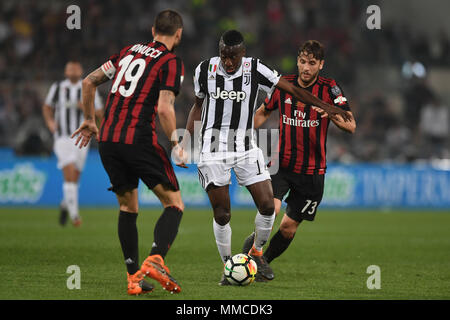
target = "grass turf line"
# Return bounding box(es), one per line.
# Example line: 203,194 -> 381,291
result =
0,208 -> 449,299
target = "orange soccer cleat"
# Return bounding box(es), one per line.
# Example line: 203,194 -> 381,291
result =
140,254 -> 181,294
127,270 -> 154,295
249,245 -> 275,281
72,217 -> 82,227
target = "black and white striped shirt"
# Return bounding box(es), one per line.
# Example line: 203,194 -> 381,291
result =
194,57 -> 280,153
45,79 -> 102,138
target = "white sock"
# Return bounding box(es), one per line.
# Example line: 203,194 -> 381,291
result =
254,211 -> 275,251
213,219 -> 232,263
63,182 -> 79,221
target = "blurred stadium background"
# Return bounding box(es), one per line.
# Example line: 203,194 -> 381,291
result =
0,0 -> 449,300
0,0 -> 448,209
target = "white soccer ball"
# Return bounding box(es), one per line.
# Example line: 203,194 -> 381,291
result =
223,253 -> 257,286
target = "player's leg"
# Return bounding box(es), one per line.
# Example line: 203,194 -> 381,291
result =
246,180 -> 276,252
245,180 -> 276,280
197,158 -> 233,285
135,143 -> 183,293
115,188 -> 154,295
207,184 -> 233,286
264,209 -> 301,263
234,148 -> 276,280
116,187 -> 139,274
98,142 -> 152,295
62,163 -> 82,226
148,183 -> 184,259
241,197 -> 283,255
264,174 -> 325,263
274,198 -> 282,216
207,184 -> 232,263
54,137 -> 82,226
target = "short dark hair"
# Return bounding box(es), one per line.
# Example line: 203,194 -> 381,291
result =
298,40 -> 325,60
154,9 -> 183,36
220,30 -> 244,46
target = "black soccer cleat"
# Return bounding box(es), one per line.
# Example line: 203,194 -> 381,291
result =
219,273 -> 232,286
255,272 -> 269,282
138,279 -> 155,292
59,205 -> 68,226
249,251 -> 275,281
242,232 -> 255,254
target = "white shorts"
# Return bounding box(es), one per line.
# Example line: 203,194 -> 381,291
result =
197,148 -> 271,190
53,137 -> 89,171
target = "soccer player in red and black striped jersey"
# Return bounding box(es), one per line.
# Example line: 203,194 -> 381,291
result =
72,10 -> 188,295
242,40 -> 356,279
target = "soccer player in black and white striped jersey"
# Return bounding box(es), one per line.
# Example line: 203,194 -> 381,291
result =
181,30 -> 351,285
42,61 -> 103,227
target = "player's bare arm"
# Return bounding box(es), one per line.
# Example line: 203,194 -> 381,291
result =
42,104 -> 56,134
95,108 -> 104,126
72,67 -> 109,148
313,106 -> 356,134
254,104 -> 272,129
176,97 -> 203,168
332,111 -> 356,133
158,89 -> 188,168
276,77 -> 352,122
185,97 -> 204,136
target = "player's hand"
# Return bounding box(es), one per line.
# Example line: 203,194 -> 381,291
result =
47,120 -> 57,134
71,119 -> 99,148
172,143 -> 188,168
312,106 -> 329,118
312,105 -> 350,122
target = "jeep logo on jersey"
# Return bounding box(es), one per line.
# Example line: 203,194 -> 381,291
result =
210,88 -> 246,102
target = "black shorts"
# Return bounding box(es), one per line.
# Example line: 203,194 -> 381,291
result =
99,141 -> 179,194
271,168 -> 324,222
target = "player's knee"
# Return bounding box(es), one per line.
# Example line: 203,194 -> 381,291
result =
279,221 -> 297,239
258,199 -> 275,216
161,193 -> 184,211
120,203 -> 138,214
171,200 -> 184,212
213,206 -> 231,226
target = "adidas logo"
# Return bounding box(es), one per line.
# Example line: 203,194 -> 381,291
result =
285,98 -> 292,104
125,258 -> 134,265
209,74 -> 215,79
152,242 -> 157,248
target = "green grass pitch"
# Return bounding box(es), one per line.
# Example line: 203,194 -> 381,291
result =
0,207 -> 449,299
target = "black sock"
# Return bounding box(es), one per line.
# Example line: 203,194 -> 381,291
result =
150,206 -> 183,259
118,211 -> 139,275
263,229 -> 294,263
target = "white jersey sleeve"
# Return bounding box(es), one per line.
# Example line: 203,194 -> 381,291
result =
256,59 -> 281,95
193,61 -> 206,99
44,82 -> 58,107
101,60 -> 117,80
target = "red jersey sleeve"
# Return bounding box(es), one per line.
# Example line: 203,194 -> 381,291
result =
264,88 -> 281,111
100,45 -> 132,80
159,57 -> 184,96
328,80 -> 350,111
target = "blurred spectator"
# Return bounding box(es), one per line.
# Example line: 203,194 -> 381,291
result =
419,97 -> 449,158
0,0 -> 449,163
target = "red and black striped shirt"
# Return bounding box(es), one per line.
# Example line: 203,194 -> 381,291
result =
265,75 -> 350,175
99,41 -> 184,145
